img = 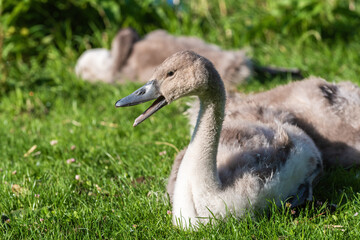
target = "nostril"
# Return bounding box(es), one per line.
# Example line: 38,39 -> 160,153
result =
136,89 -> 146,95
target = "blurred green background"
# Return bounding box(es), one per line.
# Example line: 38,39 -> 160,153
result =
2,0 -> 360,91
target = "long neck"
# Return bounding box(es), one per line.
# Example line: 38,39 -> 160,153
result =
172,74 -> 227,226
184,90 -> 226,189
111,32 -> 136,75
110,39 -> 122,75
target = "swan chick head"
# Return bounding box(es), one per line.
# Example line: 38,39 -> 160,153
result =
115,50 -> 224,126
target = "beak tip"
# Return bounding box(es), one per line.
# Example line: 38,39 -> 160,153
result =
115,100 -> 122,108
133,118 -> 140,127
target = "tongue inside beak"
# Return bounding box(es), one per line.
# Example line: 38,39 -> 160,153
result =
133,96 -> 168,127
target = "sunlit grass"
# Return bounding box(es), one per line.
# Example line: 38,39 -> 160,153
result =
2,0 -> 360,237
1,40 -> 360,238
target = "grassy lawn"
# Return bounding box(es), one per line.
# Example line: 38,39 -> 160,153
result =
1,40 -> 360,239
2,0 -> 360,239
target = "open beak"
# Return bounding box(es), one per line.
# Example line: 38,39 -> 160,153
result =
115,80 -> 168,127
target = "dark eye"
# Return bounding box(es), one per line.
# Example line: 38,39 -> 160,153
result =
167,71 -> 175,77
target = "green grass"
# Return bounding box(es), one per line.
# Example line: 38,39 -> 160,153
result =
2,0 -> 360,238
1,40 -> 360,239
